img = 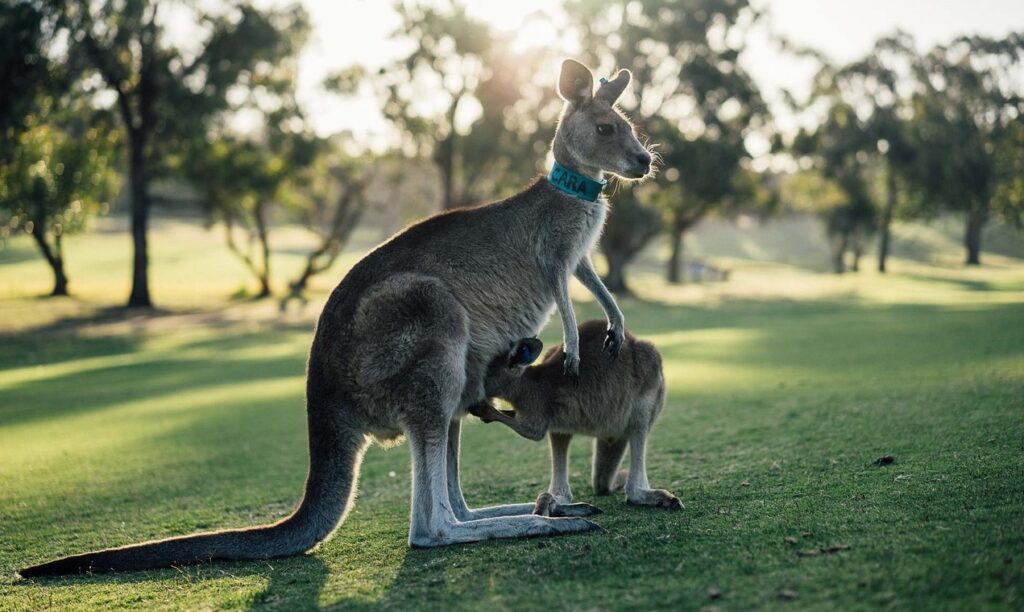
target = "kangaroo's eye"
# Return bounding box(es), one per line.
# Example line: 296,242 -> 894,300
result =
596,123 -> 614,136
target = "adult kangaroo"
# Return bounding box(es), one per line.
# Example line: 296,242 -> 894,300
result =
19,59 -> 653,577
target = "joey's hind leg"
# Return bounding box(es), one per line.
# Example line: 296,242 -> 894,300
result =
592,437 -> 629,495
548,433 -> 574,504
624,431 -> 682,510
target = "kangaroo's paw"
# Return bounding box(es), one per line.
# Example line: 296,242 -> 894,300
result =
627,489 -> 684,510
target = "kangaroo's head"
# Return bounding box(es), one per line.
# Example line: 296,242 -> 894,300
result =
552,59 -> 652,181
483,337 -> 544,397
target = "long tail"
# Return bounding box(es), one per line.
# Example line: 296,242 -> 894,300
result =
19,395 -> 368,577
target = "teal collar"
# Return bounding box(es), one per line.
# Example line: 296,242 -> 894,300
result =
548,161 -> 606,202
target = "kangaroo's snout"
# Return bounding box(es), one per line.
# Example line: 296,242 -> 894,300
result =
632,152 -> 653,178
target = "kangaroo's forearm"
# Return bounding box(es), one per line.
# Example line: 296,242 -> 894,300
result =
553,274 -> 580,352
574,256 -> 623,325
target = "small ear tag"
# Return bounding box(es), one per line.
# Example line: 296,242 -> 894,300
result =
599,77 -> 609,85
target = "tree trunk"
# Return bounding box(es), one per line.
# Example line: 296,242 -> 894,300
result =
437,95 -> 462,210
253,201 -> 272,298
877,161 -> 897,273
964,201 -> 985,266
29,220 -> 69,296
603,251 -> 630,295
127,131 -> 152,308
667,223 -> 686,284
831,233 -> 848,274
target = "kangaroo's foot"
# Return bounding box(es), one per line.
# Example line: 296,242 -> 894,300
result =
626,488 -> 684,510
533,492 -> 603,518
409,515 -> 602,548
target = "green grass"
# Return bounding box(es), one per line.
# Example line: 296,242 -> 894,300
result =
1,218 -> 1023,610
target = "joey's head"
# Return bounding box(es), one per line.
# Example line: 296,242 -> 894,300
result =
551,59 -> 653,181
483,337 -> 544,397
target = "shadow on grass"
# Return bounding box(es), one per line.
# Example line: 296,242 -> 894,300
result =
900,273 -> 1002,292
12,554 -> 331,610
0,352 -> 306,428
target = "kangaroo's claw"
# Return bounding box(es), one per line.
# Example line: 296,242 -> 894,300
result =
604,328 -> 624,357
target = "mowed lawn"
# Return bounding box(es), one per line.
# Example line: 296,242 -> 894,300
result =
1,219 -> 1023,610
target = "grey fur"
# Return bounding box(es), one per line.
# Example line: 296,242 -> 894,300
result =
471,320 -> 683,510
17,59 -> 651,577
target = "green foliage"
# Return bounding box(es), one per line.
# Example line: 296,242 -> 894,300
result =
992,119 -> 1024,228
33,0 -> 313,306
566,0 -> 768,283
60,0 -> 311,174
904,33 -> 1024,263
333,1 -> 559,209
788,33 -> 927,272
0,107 -> 118,238
0,93 -> 119,295
0,1 -> 66,160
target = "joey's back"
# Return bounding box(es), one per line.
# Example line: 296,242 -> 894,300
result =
509,320 -> 664,438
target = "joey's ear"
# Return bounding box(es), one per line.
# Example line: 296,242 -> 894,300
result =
558,59 -> 594,106
596,69 -> 631,103
507,337 -> 544,368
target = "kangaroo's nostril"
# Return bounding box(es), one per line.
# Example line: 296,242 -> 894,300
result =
638,153 -> 652,167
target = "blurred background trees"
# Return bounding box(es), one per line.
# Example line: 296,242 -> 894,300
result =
566,0 -> 769,288
11,0 -> 311,307
0,99 -> 119,295
905,34 -> 1024,265
331,1 -> 561,211
1,0 -> 1022,307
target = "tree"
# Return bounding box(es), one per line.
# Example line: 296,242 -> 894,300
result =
566,0 -> 769,286
0,1 -> 118,296
907,33 -> 1024,265
992,117 -> 1024,230
599,192 -> 662,293
0,0 -> 60,161
181,12 -> 312,300
279,146 -> 372,309
332,1 -> 561,211
53,0 -> 309,307
188,139 -> 274,298
830,33 -> 919,273
792,102 -> 879,274
0,100 -> 119,295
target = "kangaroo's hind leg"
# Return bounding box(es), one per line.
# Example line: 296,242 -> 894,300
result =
548,433 -> 574,503
592,437 -> 629,495
363,277 -> 600,547
446,418 -> 536,520
408,410 -> 602,547
623,429 -> 682,510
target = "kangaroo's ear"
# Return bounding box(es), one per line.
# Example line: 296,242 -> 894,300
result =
508,337 -> 544,368
596,69 -> 631,103
558,59 -> 594,106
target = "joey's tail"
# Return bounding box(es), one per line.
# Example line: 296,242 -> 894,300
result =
19,398 -> 368,577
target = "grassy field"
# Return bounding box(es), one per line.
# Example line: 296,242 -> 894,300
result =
1,216 -> 1023,610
